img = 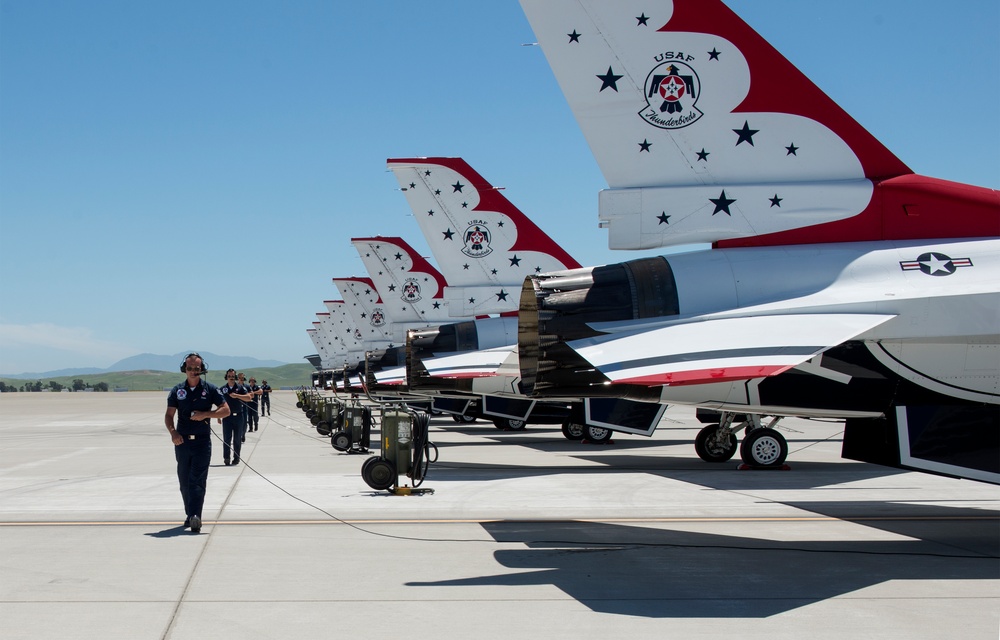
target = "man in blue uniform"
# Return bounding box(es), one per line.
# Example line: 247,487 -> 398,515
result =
236,372 -> 251,442
220,369 -> 253,465
259,380 -> 272,416
246,376 -> 261,432
165,353 -> 229,533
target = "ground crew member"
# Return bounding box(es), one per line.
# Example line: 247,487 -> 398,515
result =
236,372 -> 251,441
246,377 -> 261,432
220,369 -> 252,465
164,353 -> 229,533
260,380 -> 272,416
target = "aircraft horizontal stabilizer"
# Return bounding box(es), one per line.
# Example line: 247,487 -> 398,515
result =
568,313 -> 894,386
421,344 -> 518,379
373,366 -> 406,385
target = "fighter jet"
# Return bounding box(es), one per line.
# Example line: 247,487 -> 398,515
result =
516,0 -> 999,481
386,158 -> 668,437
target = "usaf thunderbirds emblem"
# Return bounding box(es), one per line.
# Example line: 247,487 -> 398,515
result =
370,308 -> 386,327
640,60 -> 703,129
462,222 -> 493,258
353,328 -> 363,340
401,278 -> 422,302
899,252 -> 973,276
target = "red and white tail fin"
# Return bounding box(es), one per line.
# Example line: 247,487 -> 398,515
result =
306,327 -> 330,368
520,0 -> 998,248
332,277 -> 398,347
312,313 -> 347,369
351,236 -> 454,324
387,157 -> 581,315
320,301 -> 368,366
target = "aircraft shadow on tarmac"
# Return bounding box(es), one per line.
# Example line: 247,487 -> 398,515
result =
425,449 -> 907,492
573,454 -> 908,489
419,415 -> 933,491
405,504 -> 999,618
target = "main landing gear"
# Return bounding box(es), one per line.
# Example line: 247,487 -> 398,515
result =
560,421 -> 613,443
694,412 -> 789,468
492,417 -> 527,431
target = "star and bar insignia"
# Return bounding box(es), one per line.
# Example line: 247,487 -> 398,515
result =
900,252 -> 973,276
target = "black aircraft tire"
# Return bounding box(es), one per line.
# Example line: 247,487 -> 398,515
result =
585,425 -> 613,444
694,423 -> 738,462
561,422 -> 585,440
740,428 -> 788,467
493,418 -> 527,431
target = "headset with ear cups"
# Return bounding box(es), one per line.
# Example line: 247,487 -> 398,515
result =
180,352 -> 208,374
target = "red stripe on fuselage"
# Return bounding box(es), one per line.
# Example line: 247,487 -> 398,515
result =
614,364 -> 793,386
437,372 -> 499,379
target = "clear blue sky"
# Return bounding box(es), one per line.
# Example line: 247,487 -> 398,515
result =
1,0 -> 997,374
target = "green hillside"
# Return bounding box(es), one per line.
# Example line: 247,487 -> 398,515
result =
0,363 -> 314,392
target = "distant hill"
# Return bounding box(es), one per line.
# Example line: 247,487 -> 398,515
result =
0,363 -> 315,392
109,352 -> 288,374
1,351 -> 291,379
5,366 -> 106,379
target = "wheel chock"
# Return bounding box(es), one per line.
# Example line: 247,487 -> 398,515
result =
737,463 -> 792,471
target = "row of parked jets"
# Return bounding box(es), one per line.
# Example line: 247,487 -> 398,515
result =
305,0 -> 998,484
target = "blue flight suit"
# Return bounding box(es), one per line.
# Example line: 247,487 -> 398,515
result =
167,380 -> 225,522
260,383 -> 272,416
247,383 -> 261,431
220,382 -> 247,463
237,381 -> 250,439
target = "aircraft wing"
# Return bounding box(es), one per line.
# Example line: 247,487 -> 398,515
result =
567,313 -> 894,386
422,344 -> 517,379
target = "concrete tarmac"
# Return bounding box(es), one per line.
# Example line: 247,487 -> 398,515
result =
1,391 -> 998,639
